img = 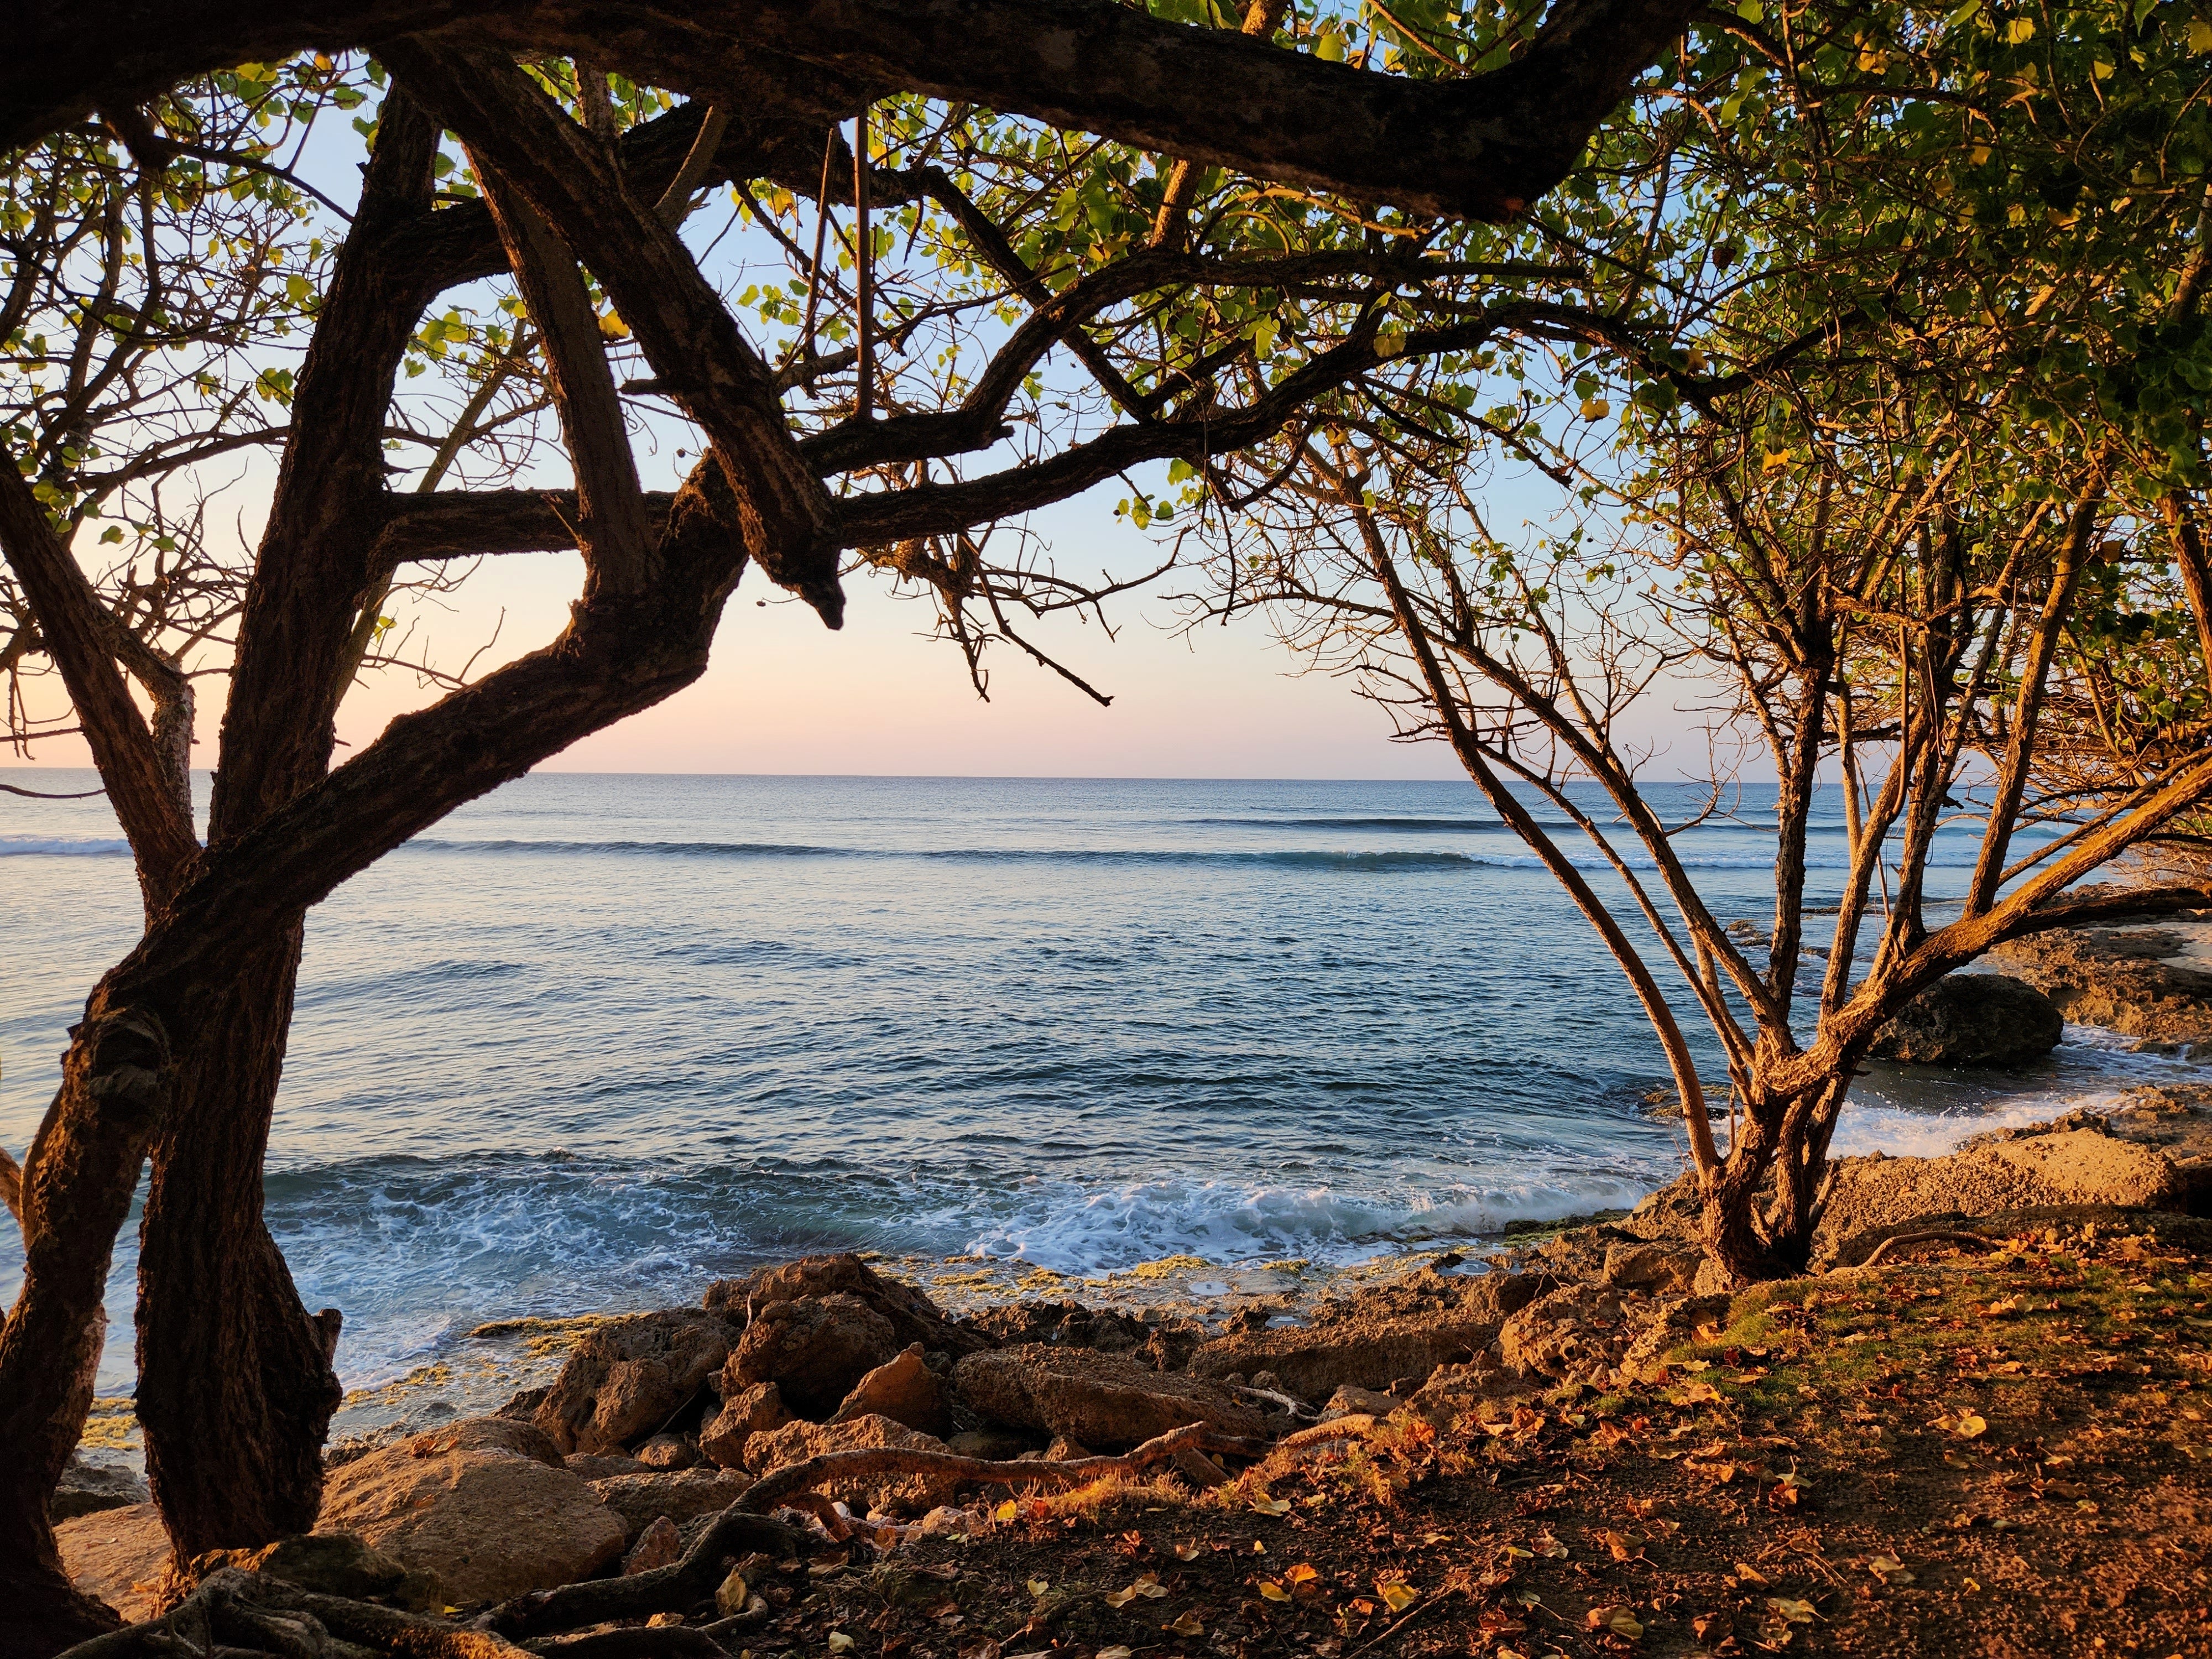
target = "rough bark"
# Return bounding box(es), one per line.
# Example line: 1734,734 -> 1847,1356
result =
4,0 -> 1703,223
136,928 -> 345,1560
0,1010 -> 172,1659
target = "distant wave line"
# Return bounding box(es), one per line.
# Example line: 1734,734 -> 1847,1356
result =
391,837 -> 1993,873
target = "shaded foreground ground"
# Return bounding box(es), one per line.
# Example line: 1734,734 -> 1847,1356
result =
699,1218 -> 2212,1659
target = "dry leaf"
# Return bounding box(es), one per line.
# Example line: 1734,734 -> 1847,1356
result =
1026,1579 -> 1049,1598
1867,1555 -> 1914,1585
1172,1543 -> 1202,1562
1535,1533 -> 1569,1559
1955,1413 -> 1988,1439
1166,1613 -> 1204,1637
1136,1579 -> 1170,1599
1097,1648 -> 1134,1659
828,1637 -> 855,1654
1597,1530 -> 1644,1561
1286,1564 -> 1320,1584
994,1500 -> 1019,1522
1259,1581 -> 1291,1604
1585,1605 -> 1642,1639
1104,1589 -> 1139,1610
1767,1598 -> 1817,1624
1734,1563 -> 1769,1585
1251,1496 -> 1292,1516
1377,1583 -> 1418,1615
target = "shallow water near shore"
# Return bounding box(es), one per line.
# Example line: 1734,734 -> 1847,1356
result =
4,769 -> 2203,1430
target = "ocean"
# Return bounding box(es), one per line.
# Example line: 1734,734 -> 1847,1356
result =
1,770 -> 2195,1404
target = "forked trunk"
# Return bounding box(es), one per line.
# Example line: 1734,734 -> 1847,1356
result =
135,926 -> 343,1558
1697,1073 -> 1850,1286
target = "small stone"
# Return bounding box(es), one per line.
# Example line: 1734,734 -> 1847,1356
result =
1320,1384 -> 1397,1420
635,1433 -> 701,1471
716,1567 -> 752,1618
624,1516 -> 682,1575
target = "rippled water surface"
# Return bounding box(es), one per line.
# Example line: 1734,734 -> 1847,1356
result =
2,770 -> 2193,1392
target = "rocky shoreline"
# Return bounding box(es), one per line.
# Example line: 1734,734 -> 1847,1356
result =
47,911 -> 2212,1653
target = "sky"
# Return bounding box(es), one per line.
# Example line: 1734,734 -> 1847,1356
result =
2,79 -> 1725,786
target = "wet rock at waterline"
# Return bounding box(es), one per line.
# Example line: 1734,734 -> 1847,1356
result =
1869,971 -> 2063,1066
1991,915 -> 2212,1044
51,1453 -> 149,1521
705,1251 -> 989,1358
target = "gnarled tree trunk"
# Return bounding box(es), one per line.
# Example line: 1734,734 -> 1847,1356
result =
136,927 -> 343,1558
0,1008 -> 172,1659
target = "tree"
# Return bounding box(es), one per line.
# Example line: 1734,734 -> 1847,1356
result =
1204,0 -> 2212,1282
0,2 -> 1706,1649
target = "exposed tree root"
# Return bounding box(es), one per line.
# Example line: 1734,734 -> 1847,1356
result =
735,1420 -> 1267,1516
487,1510 -> 807,1639
519,1630 -> 729,1659
1859,1229 -> 2004,1267
56,1572 -> 530,1659
55,1426 -> 1273,1659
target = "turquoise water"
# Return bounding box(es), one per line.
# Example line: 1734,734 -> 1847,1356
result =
1,770 -> 2189,1392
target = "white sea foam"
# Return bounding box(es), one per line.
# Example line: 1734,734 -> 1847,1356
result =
960,1170 -> 1662,1275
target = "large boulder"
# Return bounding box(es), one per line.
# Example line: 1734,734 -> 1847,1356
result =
1869,973 -> 2063,1066
57,1502 -> 169,1624
317,1438 -> 625,1605
742,1412 -> 958,1515
705,1254 -> 989,1357
535,1311 -> 731,1456
588,1468 -> 754,1543
830,1343 -> 953,1436
953,1345 -> 1267,1451
701,1381 -> 794,1469
1188,1269 -> 1551,1402
724,1293 -> 899,1418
